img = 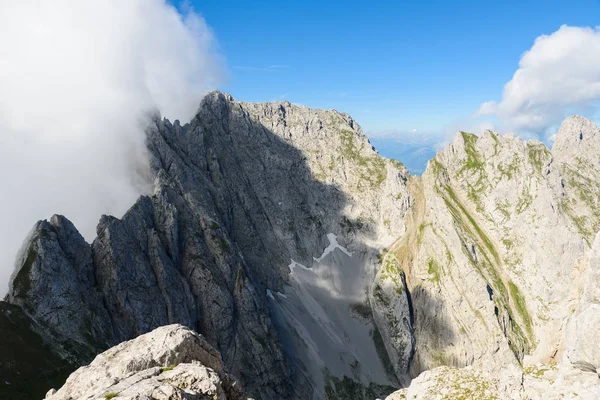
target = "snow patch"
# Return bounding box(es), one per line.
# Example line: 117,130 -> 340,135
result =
313,233 -> 352,263
266,289 -> 275,300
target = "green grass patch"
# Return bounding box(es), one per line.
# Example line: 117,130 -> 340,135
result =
430,158 -> 443,177
428,258 -> 441,283
454,132 -> 490,211
323,366 -> 397,400
338,128 -> 388,189
508,281 -> 533,338
498,155 -> 521,180
443,185 -> 500,265
495,199 -> 511,221
161,364 -> 176,372
527,142 -> 551,172
516,187 -> 533,214
416,223 -> 431,245
458,131 -> 483,172
380,254 -> 404,293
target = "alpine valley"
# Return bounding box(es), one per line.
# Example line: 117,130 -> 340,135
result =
2,92 -> 600,400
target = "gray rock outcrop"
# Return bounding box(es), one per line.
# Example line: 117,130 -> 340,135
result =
566,231 -> 600,374
45,324 -> 246,400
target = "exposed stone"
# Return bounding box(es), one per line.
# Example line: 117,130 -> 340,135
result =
565,231 -> 600,374
45,324 -> 246,400
385,366 -> 500,400
3,94 -> 600,399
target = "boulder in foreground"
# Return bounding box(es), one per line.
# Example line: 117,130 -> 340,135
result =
45,324 -> 247,400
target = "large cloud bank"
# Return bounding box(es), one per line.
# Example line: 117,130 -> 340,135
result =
0,0 -> 225,293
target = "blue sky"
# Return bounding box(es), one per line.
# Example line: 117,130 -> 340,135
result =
185,0 -> 600,172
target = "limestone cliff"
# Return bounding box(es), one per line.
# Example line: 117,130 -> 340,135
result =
1,92 -> 410,399
2,93 -> 600,399
382,115 -> 600,399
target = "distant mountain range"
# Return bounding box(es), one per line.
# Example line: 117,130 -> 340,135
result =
368,138 -> 437,175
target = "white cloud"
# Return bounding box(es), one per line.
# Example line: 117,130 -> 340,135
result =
0,0 -> 225,293
477,25 -> 600,133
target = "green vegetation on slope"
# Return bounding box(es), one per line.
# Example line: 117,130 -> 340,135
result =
458,132 -> 484,172
498,155 -> 521,181
560,163 -> 600,244
338,129 -> 388,189
438,183 -> 534,355
526,142 -> 551,172
379,253 -> 404,293
427,258 -> 441,283
456,132 -> 489,211
508,281 -> 533,337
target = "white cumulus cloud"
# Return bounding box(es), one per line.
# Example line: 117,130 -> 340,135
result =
0,0 -> 225,293
477,25 -> 600,133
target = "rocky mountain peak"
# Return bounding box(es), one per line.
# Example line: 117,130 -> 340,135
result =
552,114 -> 600,160
2,101 -> 600,400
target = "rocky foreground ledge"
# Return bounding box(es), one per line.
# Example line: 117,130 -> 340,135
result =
44,324 -> 248,400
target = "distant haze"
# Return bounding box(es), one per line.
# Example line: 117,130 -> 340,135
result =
370,140 -> 437,176
0,0 -> 225,294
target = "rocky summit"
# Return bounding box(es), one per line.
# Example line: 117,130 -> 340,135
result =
1,92 -> 599,399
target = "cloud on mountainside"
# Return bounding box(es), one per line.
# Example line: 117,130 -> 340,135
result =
0,0 -> 225,294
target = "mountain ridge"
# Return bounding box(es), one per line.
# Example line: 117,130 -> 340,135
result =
1,92 -> 600,399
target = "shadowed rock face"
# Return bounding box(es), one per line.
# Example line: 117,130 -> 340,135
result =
2,91 -> 411,400
0,302 -> 74,400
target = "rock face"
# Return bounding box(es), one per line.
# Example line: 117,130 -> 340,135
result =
385,363 -> 600,400
2,92 -> 600,399
45,324 -> 246,400
565,231 -> 600,374
385,366 -> 500,400
380,115 -> 600,398
1,92 -> 410,399
6,215 -> 115,360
